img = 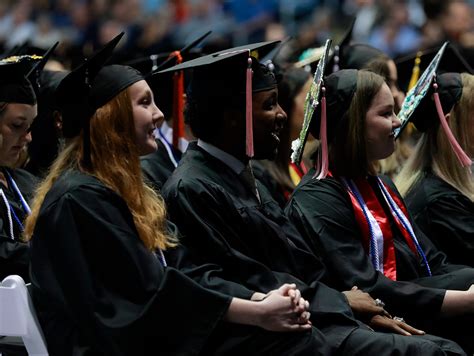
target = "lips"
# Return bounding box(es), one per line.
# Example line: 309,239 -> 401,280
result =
271,132 -> 280,144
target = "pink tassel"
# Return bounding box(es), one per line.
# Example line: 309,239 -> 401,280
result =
316,88 -> 328,179
433,84 -> 472,167
246,57 -> 254,158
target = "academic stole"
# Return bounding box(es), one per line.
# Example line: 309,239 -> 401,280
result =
339,176 -> 431,280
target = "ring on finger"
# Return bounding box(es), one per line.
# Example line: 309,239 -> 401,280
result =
374,298 -> 385,307
393,316 -> 405,323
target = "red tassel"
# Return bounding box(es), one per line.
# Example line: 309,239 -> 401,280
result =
433,85 -> 472,167
316,87 -> 328,179
170,51 -> 184,150
246,57 -> 254,158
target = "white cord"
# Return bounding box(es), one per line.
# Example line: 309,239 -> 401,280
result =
0,188 -> 14,240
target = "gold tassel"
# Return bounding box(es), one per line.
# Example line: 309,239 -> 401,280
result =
408,51 -> 422,91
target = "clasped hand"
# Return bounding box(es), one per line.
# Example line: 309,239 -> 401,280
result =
254,283 -> 312,332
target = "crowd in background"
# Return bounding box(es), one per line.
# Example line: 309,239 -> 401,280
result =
1,0 -> 474,70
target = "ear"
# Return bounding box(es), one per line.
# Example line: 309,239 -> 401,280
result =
445,112 -> 451,123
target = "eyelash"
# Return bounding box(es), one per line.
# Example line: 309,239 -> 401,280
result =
11,123 -> 24,129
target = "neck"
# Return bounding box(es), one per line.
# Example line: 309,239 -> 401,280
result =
209,138 -> 249,165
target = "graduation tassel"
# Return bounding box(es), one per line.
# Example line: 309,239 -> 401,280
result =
246,57 -> 254,158
170,51 -> 185,150
433,82 -> 472,167
408,51 -> 421,91
316,87 -> 328,179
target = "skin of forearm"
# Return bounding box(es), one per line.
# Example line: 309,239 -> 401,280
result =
441,290 -> 474,316
224,298 -> 262,326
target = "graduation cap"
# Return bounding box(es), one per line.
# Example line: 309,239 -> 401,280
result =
291,39 -> 332,177
260,37 -> 291,75
295,18 -> 355,74
0,55 -> 41,104
25,42 -> 59,94
157,40 -> 280,158
294,45 -> 326,71
395,42 -> 471,167
144,31 -> 212,150
328,18 -> 355,73
56,32 -> 129,167
396,42 -> 473,94
26,69 -> 69,176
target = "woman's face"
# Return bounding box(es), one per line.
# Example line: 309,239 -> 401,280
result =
290,77 -> 312,141
365,83 -> 400,161
129,80 -> 163,156
0,103 -> 36,167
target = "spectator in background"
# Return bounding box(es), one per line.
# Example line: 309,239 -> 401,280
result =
224,0 -> 277,44
369,0 -> 422,58
0,1 -> 35,50
31,13 -> 62,50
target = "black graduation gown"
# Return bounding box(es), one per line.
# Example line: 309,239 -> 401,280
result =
405,172 -> 474,267
162,144 -> 361,351
140,139 -> 182,191
160,142 -> 470,356
0,167 -> 38,282
29,170 -> 232,356
251,160 -> 288,208
286,169 -> 474,349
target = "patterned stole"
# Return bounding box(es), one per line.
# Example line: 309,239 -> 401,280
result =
339,175 -> 431,280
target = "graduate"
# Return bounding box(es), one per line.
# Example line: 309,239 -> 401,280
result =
22,34 -> 326,356
160,41 -> 466,355
257,67 -> 313,207
0,55 -> 39,281
132,54 -> 181,190
22,42 -> 69,177
139,33 -> 211,191
396,71 -> 474,267
285,62 -> 474,351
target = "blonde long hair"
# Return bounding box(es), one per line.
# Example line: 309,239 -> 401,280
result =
396,73 -> 474,201
24,89 -> 176,251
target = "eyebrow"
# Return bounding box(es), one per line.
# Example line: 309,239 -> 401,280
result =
377,104 -> 394,111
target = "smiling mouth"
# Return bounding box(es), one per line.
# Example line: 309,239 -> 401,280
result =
271,132 -> 280,143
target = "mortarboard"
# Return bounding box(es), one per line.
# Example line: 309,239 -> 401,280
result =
295,18 -> 355,74
26,42 -> 59,95
260,37 -> 291,75
27,69 -> 69,176
291,39 -> 332,178
0,55 -> 41,105
395,42 -> 473,94
157,40 -> 280,158
395,42 -> 447,138
338,44 -> 386,70
56,32 -> 128,167
144,31 -> 212,149
56,32 -> 125,139
395,42 -> 471,167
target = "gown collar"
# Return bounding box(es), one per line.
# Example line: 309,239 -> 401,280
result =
197,139 -> 245,175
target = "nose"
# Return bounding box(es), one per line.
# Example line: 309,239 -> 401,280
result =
152,102 -> 165,126
23,130 -> 32,144
277,104 -> 287,125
